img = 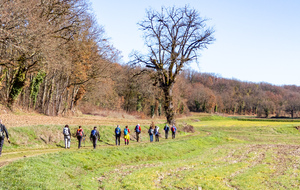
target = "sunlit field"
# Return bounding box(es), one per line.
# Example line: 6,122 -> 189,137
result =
1,114 -> 300,189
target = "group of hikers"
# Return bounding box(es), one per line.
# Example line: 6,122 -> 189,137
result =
62,125 -> 100,149
113,123 -> 177,146
62,123 -> 177,149
0,118 -> 178,156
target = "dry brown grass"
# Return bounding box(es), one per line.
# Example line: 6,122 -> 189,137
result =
0,113 -> 165,128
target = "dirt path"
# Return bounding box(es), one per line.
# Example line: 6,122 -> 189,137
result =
0,148 -> 63,167
0,130 -> 202,168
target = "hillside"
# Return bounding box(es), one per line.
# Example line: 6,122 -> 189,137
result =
1,113 -> 300,189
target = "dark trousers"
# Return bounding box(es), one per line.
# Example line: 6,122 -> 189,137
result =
115,135 -> 120,145
155,135 -> 159,142
165,132 -> 169,139
136,132 -> 140,142
0,138 -> 4,155
172,132 -> 176,139
92,137 -> 97,149
77,136 -> 83,148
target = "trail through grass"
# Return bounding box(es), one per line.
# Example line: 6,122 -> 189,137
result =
1,114 -> 300,189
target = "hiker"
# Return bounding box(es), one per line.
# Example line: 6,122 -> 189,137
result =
135,124 -> 141,142
154,126 -> 160,142
76,126 -> 84,149
171,124 -> 177,139
124,126 -> 130,145
164,124 -> 170,139
62,125 -> 71,149
0,119 -> 10,157
90,126 -> 100,149
115,125 -> 121,146
148,126 -> 154,142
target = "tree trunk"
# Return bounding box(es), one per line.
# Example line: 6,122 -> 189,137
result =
70,86 -> 80,112
155,99 -> 159,117
163,86 -> 175,124
8,65 -> 27,108
46,76 -> 55,116
41,76 -> 48,110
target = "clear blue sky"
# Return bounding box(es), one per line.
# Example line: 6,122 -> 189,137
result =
90,0 -> 300,86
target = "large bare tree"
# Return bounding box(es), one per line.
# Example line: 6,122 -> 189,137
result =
135,6 -> 215,124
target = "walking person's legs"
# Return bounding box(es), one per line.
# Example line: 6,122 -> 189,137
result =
93,137 -> 97,149
67,137 -> 71,148
77,136 -> 82,148
64,136 -> 68,148
0,138 -> 4,156
118,136 -> 120,145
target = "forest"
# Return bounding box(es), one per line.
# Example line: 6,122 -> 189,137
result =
1,0 -> 299,119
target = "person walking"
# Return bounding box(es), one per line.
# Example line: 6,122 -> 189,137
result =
171,124 -> 177,139
124,126 -> 130,145
76,126 -> 84,149
115,125 -> 121,146
164,124 -> 170,139
0,119 -> 10,157
148,126 -> 154,142
90,126 -> 100,149
62,125 -> 71,149
154,126 -> 160,142
135,124 -> 141,142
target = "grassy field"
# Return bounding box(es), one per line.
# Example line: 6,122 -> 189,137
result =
1,114 -> 300,189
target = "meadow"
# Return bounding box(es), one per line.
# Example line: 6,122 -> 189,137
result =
1,114 -> 300,189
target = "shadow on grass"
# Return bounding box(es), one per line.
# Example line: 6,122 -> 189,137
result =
56,144 -> 65,148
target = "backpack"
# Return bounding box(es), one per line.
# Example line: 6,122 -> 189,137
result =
76,129 -> 83,137
172,127 -> 176,133
124,128 -> 128,135
149,129 -> 153,135
154,129 -> 159,135
115,127 -> 121,135
135,125 -> 140,133
0,125 -> 4,138
164,126 -> 169,131
91,129 -> 97,137
63,128 -> 69,136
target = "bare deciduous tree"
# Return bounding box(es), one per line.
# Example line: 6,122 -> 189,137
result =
134,6 -> 215,124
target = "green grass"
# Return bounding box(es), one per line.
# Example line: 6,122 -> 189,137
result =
3,124 -> 164,151
1,115 -> 300,189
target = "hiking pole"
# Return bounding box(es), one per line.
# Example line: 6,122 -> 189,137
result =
83,135 -> 85,147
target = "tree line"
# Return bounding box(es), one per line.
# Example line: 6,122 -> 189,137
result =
1,2 -> 299,120
0,0 -> 120,116
184,71 -> 300,118
80,67 -> 300,119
